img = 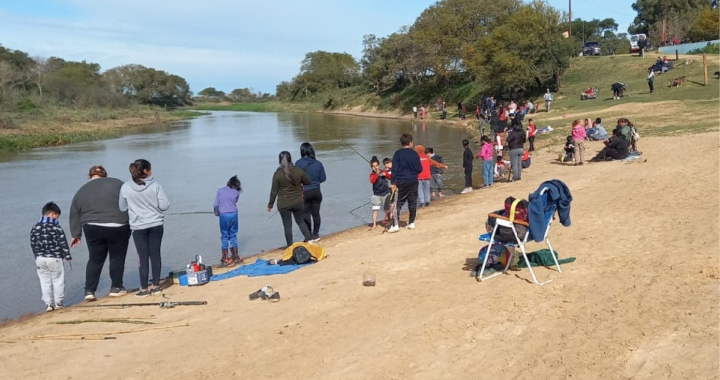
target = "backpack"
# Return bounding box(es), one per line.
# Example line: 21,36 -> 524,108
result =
292,246 -> 312,264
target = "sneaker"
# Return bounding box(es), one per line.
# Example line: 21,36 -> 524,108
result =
312,235 -> 322,242
467,188 -> 474,193
150,287 -> 162,295
407,223 -> 415,230
460,188 -> 469,194
45,305 -> 54,312
109,287 -> 127,297
54,303 -> 64,310
135,289 -> 151,298
84,291 -> 96,302
387,225 -> 400,233
425,203 -> 430,207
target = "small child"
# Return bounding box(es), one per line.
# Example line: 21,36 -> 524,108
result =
369,156 -> 391,230
214,175 -> 242,267
461,139 -> 474,193
478,136 -> 495,187
425,147 -> 444,199
381,157 -> 396,226
494,155 -> 510,179
30,202 -> 72,312
563,135 -> 575,162
527,118 -> 537,151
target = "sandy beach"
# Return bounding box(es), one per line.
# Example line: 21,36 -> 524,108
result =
0,131 -> 717,380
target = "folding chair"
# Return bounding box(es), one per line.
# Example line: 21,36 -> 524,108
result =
477,187 -> 562,285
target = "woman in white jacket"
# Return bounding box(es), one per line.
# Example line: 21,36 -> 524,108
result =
119,159 -> 170,297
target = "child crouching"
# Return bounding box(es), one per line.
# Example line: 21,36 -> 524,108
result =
31,202 -> 72,312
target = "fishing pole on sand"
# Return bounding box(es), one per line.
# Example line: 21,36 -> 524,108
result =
74,300 -> 208,309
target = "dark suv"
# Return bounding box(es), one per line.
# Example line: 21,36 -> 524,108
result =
583,41 -> 601,56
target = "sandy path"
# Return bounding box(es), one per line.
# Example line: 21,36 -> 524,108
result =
0,133 -> 717,380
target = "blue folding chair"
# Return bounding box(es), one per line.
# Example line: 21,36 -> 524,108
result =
477,187 -> 562,285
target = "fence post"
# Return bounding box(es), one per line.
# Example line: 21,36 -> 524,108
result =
675,49 -> 678,61
703,53 -> 708,86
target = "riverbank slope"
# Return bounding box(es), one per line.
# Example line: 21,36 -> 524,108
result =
0,107 -> 208,151
0,131 -> 717,380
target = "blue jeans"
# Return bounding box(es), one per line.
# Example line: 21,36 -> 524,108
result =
483,159 -> 494,186
219,212 -> 238,249
418,179 -> 431,204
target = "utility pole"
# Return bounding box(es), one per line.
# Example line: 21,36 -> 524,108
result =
662,0 -> 668,46
568,0 -> 572,37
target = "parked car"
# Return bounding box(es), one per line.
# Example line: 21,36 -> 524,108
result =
583,41 -> 601,56
630,34 -> 647,53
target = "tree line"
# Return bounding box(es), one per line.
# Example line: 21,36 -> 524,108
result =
0,45 -> 192,114
196,87 -> 275,103
630,0 -> 718,44
273,0 -> 719,104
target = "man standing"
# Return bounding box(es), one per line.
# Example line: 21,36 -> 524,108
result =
387,134 -> 423,233
412,105 -> 418,119
543,89 -> 553,112
638,36 -> 647,58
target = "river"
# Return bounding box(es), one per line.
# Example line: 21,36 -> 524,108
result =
0,111 -> 473,321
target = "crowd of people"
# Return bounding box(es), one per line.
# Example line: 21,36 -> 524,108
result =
563,117 -> 640,164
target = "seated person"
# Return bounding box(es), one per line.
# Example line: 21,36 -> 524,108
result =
521,150 -> 532,169
588,121 -> 609,141
651,57 -> 663,73
589,129 -> 630,162
580,86 -> 596,100
562,135 -> 574,162
494,155 -> 510,179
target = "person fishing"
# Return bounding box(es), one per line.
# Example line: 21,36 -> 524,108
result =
268,151 -> 312,247
69,165 -> 131,301
119,159 -> 170,298
214,175 -> 242,267
295,142 -> 326,243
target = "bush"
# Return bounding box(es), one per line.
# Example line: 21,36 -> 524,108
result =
16,97 -> 39,114
687,43 -> 720,55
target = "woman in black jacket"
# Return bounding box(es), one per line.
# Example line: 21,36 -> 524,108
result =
506,118 -> 526,181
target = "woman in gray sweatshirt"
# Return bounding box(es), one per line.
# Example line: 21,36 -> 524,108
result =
119,159 -> 170,297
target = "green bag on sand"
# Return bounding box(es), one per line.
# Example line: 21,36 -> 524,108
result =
518,249 -> 576,268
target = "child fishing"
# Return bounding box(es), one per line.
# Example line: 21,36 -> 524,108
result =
214,175 -> 242,267
461,139 -> 474,193
369,156 -> 392,230
425,147 -> 444,199
31,202 -> 72,312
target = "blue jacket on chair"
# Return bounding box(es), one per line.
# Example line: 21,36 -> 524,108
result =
528,179 -> 572,242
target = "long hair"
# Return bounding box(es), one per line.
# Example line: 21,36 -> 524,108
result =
300,142 -> 315,159
88,165 -> 107,178
278,151 -> 294,184
227,175 -> 241,192
129,159 -> 151,185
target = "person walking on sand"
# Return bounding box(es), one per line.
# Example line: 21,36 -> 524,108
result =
461,139 -> 474,193
543,89 -> 553,112
214,175 -> 242,268
412,105 -> 418,119
387,134 -> 422,233
571,119 -> 587,166
70,165 -> 130,302
119,159 -> 170,298
295,142 -> 326,242
31,202 -> 72,312
268,151 -> 312,246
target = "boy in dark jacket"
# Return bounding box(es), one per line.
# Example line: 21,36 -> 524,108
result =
31,202 -> 72,312
462,139 -> 474,193
388,134 -> 423,233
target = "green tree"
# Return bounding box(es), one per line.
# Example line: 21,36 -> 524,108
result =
465,1 -> 570,91
629,0 -> 709,35
297,51 -> 359,91
688,6 -> 720,40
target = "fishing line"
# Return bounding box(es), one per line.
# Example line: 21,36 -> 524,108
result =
320,124 -> 371,164
348,201 -> 371,215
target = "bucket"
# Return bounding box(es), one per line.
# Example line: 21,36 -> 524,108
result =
178,274 -> 188,287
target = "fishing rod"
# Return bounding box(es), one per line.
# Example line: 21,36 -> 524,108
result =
348,201 -> 371,215
321,124 -> 371,164
75,300 -> 207,309
166,211 -> 214,216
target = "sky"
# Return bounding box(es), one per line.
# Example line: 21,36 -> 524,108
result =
0,0 -> 637,94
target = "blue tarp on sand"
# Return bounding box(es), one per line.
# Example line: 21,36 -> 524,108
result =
210,258 -> 313,281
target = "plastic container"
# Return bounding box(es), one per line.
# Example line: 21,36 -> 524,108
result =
363,272 -> 376,287
187,269 -> 209,286
178,274 -> 188,286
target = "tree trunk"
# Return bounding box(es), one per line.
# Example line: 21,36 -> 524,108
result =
36,83 -> 43,99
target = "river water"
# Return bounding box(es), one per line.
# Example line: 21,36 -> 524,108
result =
0,111 -> 472,320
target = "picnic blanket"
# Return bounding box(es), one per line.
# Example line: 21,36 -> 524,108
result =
619,151 -> 643,161
210,258 -> 313,281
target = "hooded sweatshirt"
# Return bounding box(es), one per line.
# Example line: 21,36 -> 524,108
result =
295,157 -> 326,192
119,177 -> 170,231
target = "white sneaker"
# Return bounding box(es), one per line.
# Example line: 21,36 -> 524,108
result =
387,225 -> 400,233
460,188 -> 469,194
407,223 -> 415,230
45,305 -> 54,312
467,188 -> 474,193
54,303 -> 64,310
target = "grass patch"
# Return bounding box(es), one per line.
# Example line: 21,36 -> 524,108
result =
169,110 -> 210,119
0,131 -> 124,150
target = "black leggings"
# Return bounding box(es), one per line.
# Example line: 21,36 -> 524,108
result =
279,202 -> 311,247
84,224 -> 131,292
395,181 -> 419,225
593,147 -> 626,161
528,136 -> 535,151
302,188 -> 322,236
464,167 -> 473,187
132,225 -> 163,289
